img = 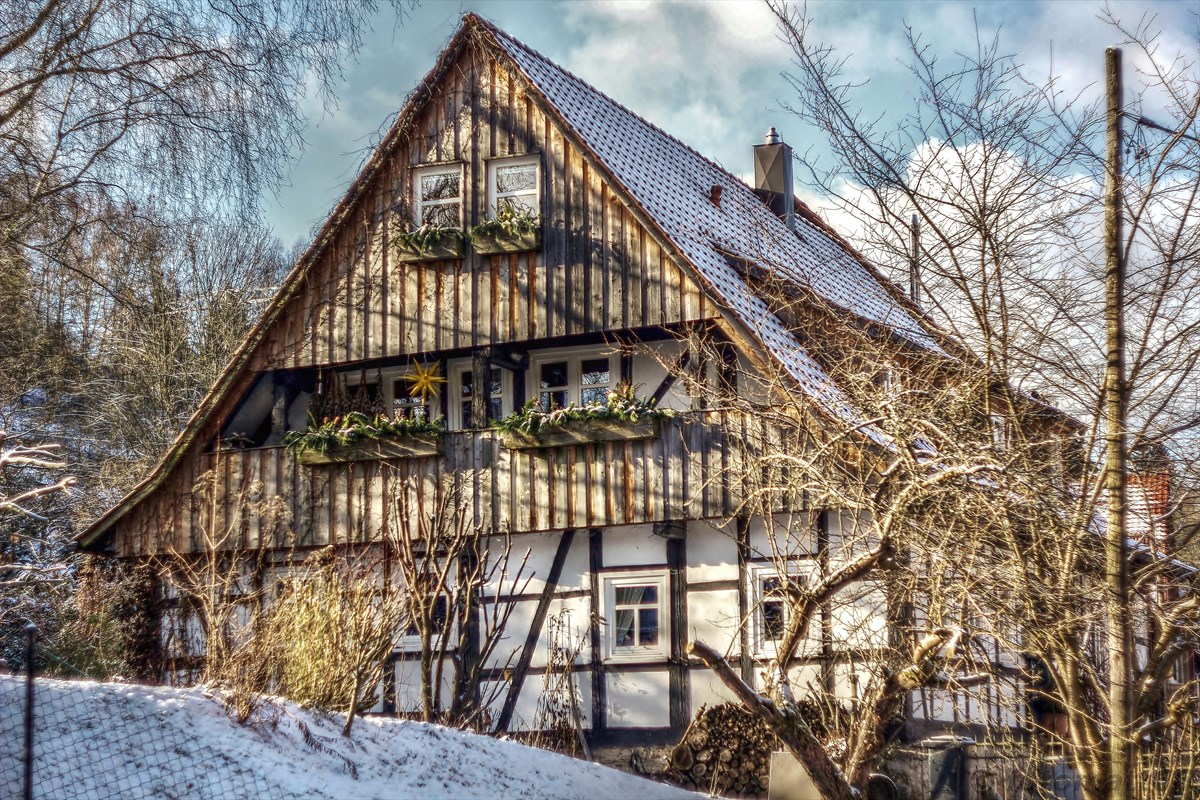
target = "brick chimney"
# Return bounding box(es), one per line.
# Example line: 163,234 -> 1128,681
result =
753,127 -> 794,230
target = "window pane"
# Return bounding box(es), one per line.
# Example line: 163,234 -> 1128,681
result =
421,172 -> 460,201
615,584 -> 657,606
488,397 -> 504,421
498,195 -> 538,215
763,601 -> 785,640
424,202 -> 460,227
540,390 -> 567,411
496,163 -> 536,194
581,387 -> 608,406
638,608 -> 658,646
614,609 -> 635,647
432,595 -> 448,633
540,361 -> 568,389
580,358 -> 610,385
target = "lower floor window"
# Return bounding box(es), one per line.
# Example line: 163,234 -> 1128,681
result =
752,566 -> 806,654
603,571 -> 669,662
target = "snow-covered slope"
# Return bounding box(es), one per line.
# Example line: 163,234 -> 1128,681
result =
0,676 -> 701,799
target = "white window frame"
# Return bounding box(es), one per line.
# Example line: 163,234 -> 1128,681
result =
750,563 -> 809,658
447,358 -> 511,430
414,163 -> 464,228
602,570 -> 670,663
487,154 -> 541,217
528,347 -> 618,410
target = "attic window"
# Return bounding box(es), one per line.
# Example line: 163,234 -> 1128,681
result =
415,164 -> 463,227
488,155 -> 539,216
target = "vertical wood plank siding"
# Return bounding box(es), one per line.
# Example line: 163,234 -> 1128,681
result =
246,50 -> 711,375
111,48 -> 734,556
113,411 -> 805,556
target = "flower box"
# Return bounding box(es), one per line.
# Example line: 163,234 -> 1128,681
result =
471,228 -> 542,256
295,434 -> 443,465
393,236 -> 465,263
501,418 -> 660,450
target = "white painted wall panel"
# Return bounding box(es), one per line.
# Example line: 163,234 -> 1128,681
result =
607,669 -> 670,728
602,524 -> 666,567
685,522 -> 737,584
830,581 -> 889,651
832,662 -> 875,702
746,513 -> 816,558
485,596 -> 541,669
394,656 -> 457,714
632,341 -> 691,411
690,668 -> 740,715
783,664 -> 824,698
687,588 -> 741,655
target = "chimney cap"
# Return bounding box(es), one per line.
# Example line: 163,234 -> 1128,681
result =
764,127 -> 781,145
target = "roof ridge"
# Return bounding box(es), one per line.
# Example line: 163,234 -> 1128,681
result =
467,13 -> 749,191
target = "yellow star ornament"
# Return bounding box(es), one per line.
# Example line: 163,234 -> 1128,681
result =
405,360 -> 446,400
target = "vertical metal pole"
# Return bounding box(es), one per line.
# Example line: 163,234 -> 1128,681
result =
1103,45 -> 1132,800
23,623 -> 35,800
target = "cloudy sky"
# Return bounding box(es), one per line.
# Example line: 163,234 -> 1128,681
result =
264,0 -> 1196,248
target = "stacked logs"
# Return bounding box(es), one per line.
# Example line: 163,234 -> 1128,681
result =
666,703 -> 778,796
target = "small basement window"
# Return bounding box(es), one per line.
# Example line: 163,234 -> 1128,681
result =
488,155 -> 540,216
415,164 -> 463,228
603,571 -> 670,663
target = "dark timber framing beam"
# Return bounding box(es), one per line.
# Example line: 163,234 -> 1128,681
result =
736,516 -> 753,683
495,528 -> 576,732
589,528 -> 606,738
667,533 -> 690,730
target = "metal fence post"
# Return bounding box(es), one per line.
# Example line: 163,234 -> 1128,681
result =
23,623 -> 36,800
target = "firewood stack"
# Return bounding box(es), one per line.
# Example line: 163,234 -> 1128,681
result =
666,703 -> 778,796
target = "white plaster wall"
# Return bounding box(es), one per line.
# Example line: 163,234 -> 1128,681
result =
481,670 -> 594,732
687,588 -> 740,655
492,530 -> 589,595
395,656 -> 457,714
784,664 -> 825,698
685,520 -> 737,584
483,594 -> 592,672
691,668 -> 741,715
831,662 -> 876,703
746,513 -> 816,559
632,341 -> 691,411
830,581 -> 889,651
601,524 -> 666,567
607,669 -> 670,728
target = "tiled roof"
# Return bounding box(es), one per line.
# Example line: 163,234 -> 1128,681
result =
483,20 -> 939,430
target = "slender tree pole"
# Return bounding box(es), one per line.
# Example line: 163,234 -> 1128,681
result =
1103,45 -> 1132,800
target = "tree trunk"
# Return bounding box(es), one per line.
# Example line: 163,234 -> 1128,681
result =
689,641 -> 858,800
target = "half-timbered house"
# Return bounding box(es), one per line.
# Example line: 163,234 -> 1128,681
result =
78,14 -> 1019,763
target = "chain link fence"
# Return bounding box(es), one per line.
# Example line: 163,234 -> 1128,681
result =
1,626 -> 287,800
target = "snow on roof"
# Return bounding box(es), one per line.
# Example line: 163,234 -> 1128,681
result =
483,19 -> 940,430
0,676 -> 700,800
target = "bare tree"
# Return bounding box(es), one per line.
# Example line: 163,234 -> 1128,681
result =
386,469 -> 531,730
685,4 -> 1200,798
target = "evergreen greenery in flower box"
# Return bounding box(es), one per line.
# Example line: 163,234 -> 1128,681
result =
394,223 -> 464,262
493,384 -> 669,449
284,411 -> 445,463
470,207 -> 542,255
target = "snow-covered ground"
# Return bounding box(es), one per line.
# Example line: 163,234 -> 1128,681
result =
0,675 -> 702,799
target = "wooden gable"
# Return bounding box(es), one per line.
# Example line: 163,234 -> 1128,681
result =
250,44 -> 715,376
88,34 -> 770,558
